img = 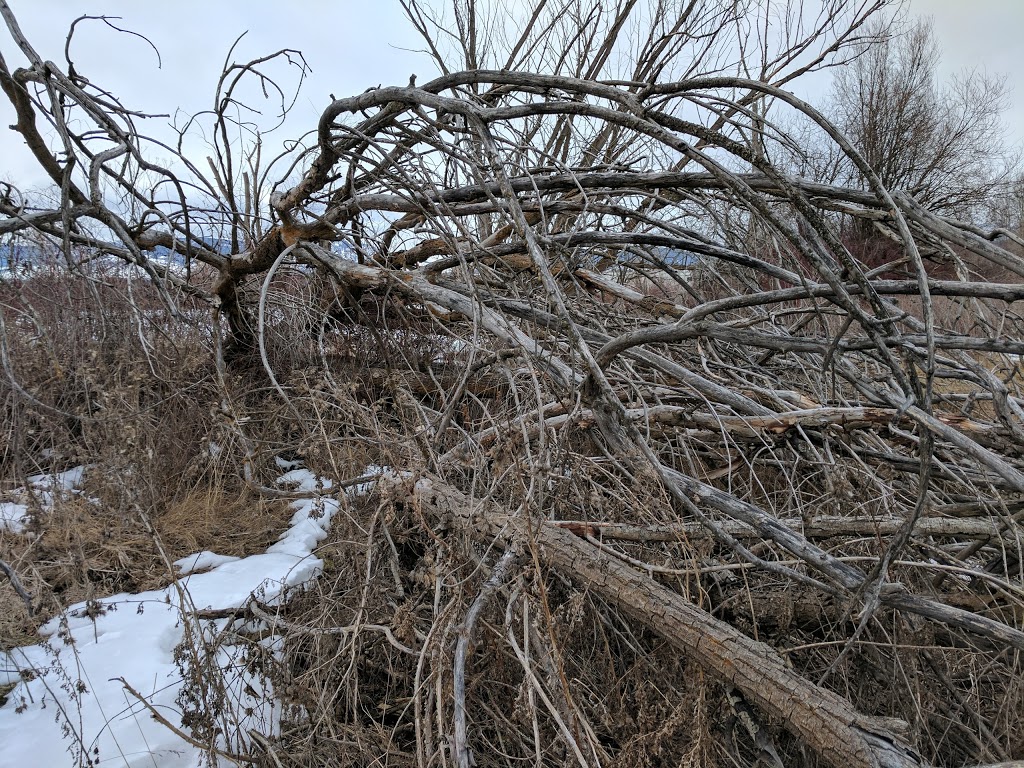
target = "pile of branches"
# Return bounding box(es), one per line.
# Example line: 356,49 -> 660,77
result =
2,1 -> 1023,766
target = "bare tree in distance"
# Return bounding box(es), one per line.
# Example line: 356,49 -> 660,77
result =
826,16 -> 1019,218
2,1 -> 1024,766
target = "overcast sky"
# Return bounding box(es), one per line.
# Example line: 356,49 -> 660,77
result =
1,1 -> 1021,191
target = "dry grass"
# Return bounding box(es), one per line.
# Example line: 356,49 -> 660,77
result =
2,246 -> 1023,767
0,475 -> 293,648
0,262 -> 307,648
253,491 -> 736,768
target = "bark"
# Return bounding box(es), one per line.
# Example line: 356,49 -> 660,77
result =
550,515 -> 1011,542
413,478 -> 927,768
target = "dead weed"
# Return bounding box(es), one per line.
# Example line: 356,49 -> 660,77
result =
0,471 -> 293,649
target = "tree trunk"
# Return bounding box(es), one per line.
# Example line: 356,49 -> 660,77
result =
412,478 -> 927,768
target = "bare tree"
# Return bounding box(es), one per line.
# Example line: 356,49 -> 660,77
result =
827,17 -> 1018,217
2,1 -> 1024,767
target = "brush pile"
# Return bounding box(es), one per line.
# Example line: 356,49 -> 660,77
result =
2,1 -> 1023,765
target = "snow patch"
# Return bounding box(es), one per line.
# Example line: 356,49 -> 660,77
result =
0,465 -> 375,768
173,550 -> 241,575
0,500 -> 28,534
0,466 -> 88,533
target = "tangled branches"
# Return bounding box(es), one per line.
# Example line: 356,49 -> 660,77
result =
2,1 -> 1023,766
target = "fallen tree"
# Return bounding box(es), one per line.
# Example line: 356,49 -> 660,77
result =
1,1 -> 1023,766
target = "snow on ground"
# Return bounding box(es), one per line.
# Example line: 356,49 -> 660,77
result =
0,467 -> 87,534
0,466 -> 359,768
